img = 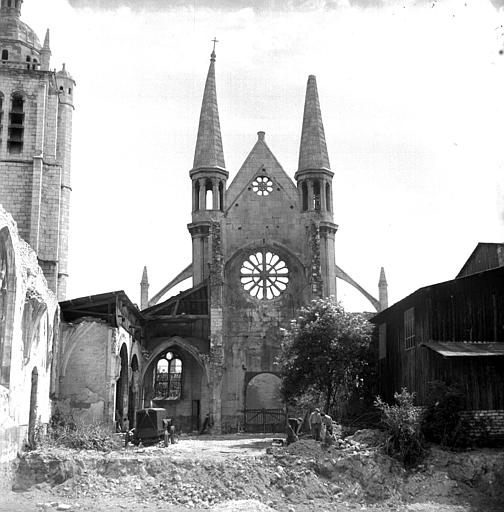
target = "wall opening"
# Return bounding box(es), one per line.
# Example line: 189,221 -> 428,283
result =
28,367 -> 38,448
128,354 -> 139,428
8,93 -> 24,154
205,182 -> 213,210
219,181 -> 224,211
115,343 -> 129,431
313,181 -> 321,211
245,373 -> 283,409
194,180 -> 200,211
0,227 -> 15,387
301,181 -> 308,212
1,50 -> 8,61
325,182 -> 331,212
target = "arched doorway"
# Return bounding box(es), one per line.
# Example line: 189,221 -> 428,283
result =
128,354 -> 139,428
244,373 -> 285,433
28,367 -> 38,448
115,344 -> 128,431
142,342 -> 207,433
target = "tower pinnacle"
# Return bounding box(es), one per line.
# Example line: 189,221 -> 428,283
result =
192,48 -> 225,172
378,267 -> 388,311
298,75 -> 330,173
140,266 -> 149,310
41,29 -> 51,71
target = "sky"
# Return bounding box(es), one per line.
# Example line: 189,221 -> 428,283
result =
19,0 -> 504,312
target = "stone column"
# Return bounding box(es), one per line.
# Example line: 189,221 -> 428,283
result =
199,178 -> 206,211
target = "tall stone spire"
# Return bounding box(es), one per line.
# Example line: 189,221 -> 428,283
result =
298,75 -> 330,173
378,267 -> 388,311
140,266 -> 149,310
41,29 -> 51,71
192,49 -> 225,172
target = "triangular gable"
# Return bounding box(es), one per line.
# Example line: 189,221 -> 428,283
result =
456,242 -> 504,279
226,135 -> 298,209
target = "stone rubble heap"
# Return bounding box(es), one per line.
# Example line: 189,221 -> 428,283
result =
13,430 -> 504,512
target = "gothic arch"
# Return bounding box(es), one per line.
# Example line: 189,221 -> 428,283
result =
140,336 -> 208,383
244,372 -> 283,410
0,226 -> 16,387
21,294 -> 47,364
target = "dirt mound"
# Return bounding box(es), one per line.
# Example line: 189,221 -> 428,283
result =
11,435 -> 504,511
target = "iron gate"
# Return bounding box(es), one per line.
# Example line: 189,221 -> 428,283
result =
244,408 -> 287,433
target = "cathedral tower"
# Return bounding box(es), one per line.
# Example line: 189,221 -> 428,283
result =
188,47 -> 228,285
295,75 -> 337,298
0,1 -> 75,300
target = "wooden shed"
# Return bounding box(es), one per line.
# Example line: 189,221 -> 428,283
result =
372,264 -> 504,411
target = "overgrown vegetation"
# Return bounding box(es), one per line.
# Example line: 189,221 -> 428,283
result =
375,388 -> 425,467
421,380 -> 496,448
36,409 -> 116,451
421,381 -> 471,448
276,298 -> 374,416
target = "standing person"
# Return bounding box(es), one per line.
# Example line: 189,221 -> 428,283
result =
322,412 -> 333,436
309,408 -> 322,441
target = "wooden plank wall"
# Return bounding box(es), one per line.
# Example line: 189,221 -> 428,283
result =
377,268 -> 504,409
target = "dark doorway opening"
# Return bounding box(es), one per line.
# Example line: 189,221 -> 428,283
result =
192,399 -> 200,432
28,367 -> 38,448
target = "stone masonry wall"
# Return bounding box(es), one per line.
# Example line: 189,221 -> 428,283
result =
0,66 -> 73,299
221,137 -> 313,427
0,205 -> 58,466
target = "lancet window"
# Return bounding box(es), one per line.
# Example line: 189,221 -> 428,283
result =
8,93 -> 24,154
154,351 -> 182,400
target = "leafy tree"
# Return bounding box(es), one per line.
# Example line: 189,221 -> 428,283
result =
276,297 -> 373,414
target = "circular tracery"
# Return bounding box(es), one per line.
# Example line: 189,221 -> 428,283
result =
252,176 -> 273,196
240,250 -> 289,300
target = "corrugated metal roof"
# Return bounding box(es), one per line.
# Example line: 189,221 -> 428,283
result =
422,341 -> 504,357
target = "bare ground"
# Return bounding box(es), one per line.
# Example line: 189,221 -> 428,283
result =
0,433 -> 503,512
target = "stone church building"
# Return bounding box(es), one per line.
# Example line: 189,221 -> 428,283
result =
0,1 -> 386,465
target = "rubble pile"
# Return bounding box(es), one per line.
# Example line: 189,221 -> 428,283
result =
10,431 -> 504,512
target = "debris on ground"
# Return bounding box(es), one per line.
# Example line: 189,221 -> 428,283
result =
4,432 -> 504,512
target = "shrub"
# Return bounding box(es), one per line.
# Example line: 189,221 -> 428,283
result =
39,409 -> 115,452
421,381 -> 471,448
375,388 -> 425,467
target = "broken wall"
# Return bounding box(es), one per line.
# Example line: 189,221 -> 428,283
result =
56,321 -> 140,429
0,205 -> 58,467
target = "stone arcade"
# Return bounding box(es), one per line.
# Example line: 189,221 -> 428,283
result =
0,1 -> 386,469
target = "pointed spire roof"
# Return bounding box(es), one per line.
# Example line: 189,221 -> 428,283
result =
141,266 -> 149,285
42,29 -> 50,51
298,75 -> 330,173
192,49 -> 225,172
379,267 -> 387,285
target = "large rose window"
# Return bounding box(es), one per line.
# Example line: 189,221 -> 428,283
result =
240,250 -> 289,299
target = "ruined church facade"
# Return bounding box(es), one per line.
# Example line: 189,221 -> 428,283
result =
0,0 -> 386,447
140,51 -> 343,432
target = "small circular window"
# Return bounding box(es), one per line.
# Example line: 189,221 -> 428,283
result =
252,176 -> 273,196
240,249 -> 289,299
